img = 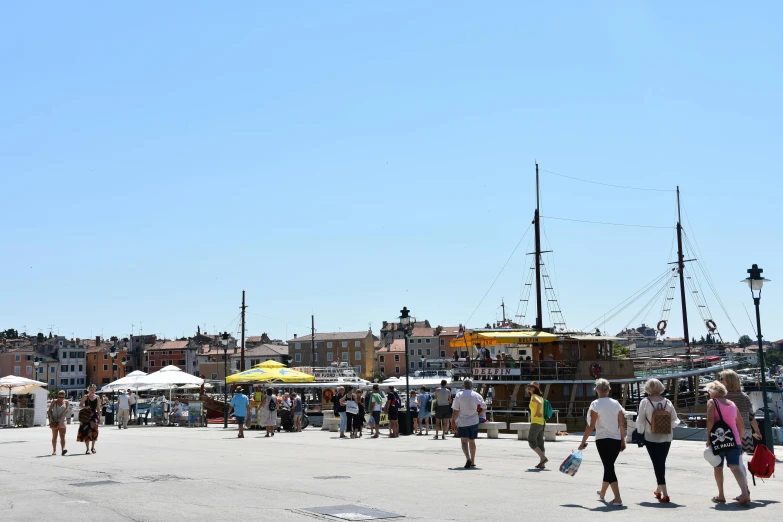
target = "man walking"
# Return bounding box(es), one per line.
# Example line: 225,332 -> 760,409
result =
434,380 -> 452,440
417,386 -> 431,436
229,386 -> 249,438
369,385 -> 383,438
385,386 -> 400,438
451,379 -> 486,468
128,391 -> 137,422
117,390 -> 130,429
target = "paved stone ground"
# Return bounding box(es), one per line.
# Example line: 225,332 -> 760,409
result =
0,424 -> 780,521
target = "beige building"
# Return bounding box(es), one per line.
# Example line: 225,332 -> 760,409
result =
287,331 -> 375,379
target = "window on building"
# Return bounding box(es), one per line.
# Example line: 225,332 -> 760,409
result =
395,366 -> 400,374
49,378 -> 55,386
14,355 -> 20,362
341,341 -> 348,348
426,339 -> 431,344
440,350 -> 446,357
112,364 -> 118,371
341,352 -> 348,361
355,365 -> 361,375
327,352 -> 333,362
149,361 -> 155,367
394,355 -> 400,362
102,377 -> 110,384
92,366 -> 96,372
37,367 -> 43,374
417,349 -> 422,356
60,379 -> 67,386
211,373 -> 218,380
417,339 -> 422,344
295,342 -> 301,350
418,361 -> 423,368
179,359 -> 186,365
13,366 -> 20,375
354,351 -> 361,361
426,349 -> 431,356
79,352 -> 85,359
104,354 -> 108,360
379,355 -> 385,363
69,378 -> 75,385
440,339 -> 445,345
327,342 -> 333,348
410,361 -> 415,369
50,366 -> 56,373
78,365 -> 83,372
355,341 -> 361,347
70,365 -> 75,372
295,353 -> 301,362
103,364 -> 108,371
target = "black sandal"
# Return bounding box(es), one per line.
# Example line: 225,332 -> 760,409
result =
91,449 -> 96,454
62,450 -> 67,456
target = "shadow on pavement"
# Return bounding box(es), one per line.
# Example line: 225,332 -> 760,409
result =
638,501 -> 684,508
562,503 -> 628,512
715,499 -> 780,511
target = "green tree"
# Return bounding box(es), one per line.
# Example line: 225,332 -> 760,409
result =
1,328 -> 19,339
612,342 -> 630,359
738,335 -> 753,348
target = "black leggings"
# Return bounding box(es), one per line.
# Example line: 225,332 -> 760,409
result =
595,438 -> 621,484
644,441 -> 671,485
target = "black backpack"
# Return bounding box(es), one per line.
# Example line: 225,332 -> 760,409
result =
268,397 -> 277,412
710,400 -> 737,453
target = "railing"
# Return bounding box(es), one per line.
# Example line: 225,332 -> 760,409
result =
468,359 -> 578,381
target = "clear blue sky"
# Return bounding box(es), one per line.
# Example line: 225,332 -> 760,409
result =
2,3 -> 781,344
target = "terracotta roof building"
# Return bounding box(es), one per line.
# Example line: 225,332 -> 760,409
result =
287,331 -> 375,379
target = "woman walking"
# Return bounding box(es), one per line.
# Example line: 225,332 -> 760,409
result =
636,378 -> 679,502
48,390 -> 69,456
705,380 -> 750,505
260,388 -> 278,437
417,387 -> 431,436
579,378 -> 626,506
77,384 -> 102,454
527,382 -> 547,469
720,370 -> 763,454
343,390 -> 359,438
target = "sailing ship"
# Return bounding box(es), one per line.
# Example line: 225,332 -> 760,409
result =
451,164 -> 745,431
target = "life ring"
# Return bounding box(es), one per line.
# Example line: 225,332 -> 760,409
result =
323,388 -> 335,403
705,319 -> 717,333
657,320 -> 667,334
590,363 -> 602,379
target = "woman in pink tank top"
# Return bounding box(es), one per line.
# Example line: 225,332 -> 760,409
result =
705,381 -> 749,506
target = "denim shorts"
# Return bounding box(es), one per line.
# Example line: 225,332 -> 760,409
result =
458,424 -> 479,440
718,447 -> 741,467
235,416 -> 245,425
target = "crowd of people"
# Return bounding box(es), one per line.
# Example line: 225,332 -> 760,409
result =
44,368 -> 770,508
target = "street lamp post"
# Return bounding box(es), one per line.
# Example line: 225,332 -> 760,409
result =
743,264 -> 774,453
110,348 -> 118,425
400,307 -> 412,436
221,332 -> 230,429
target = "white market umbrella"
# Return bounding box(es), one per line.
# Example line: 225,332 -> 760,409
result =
136,366 -> 204,402
0,376 -> 47,427
101,370 -> 148,392
136,366 -> 204,387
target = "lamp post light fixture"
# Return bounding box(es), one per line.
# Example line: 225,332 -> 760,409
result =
400,307 -> 413,436
221,332 -> 230,429
33,357 -> 41,382
742,264 -> 774,453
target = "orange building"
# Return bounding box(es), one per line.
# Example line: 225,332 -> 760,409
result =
87,344 -> 128,388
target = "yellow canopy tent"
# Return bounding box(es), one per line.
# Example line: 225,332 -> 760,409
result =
449,330 -> 559,348
226,366 -> 315,384
254,360 -> 286,369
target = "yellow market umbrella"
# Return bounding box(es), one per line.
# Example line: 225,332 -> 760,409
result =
254,360 -> 286,369
226,366 -> 315,384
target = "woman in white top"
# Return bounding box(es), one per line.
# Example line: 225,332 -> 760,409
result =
579,378 -> 626,506
636,378 -> 679,503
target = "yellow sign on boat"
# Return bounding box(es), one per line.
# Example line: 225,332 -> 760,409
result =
226,366 -> 315,384
449,330 -> 558,347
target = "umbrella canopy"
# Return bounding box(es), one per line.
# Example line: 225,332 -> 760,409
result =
255,360 -> 286,369
0,375 -> 48,390
136,365 -> 204,387
100,370 -> 148,392
226,366 -> 315,384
